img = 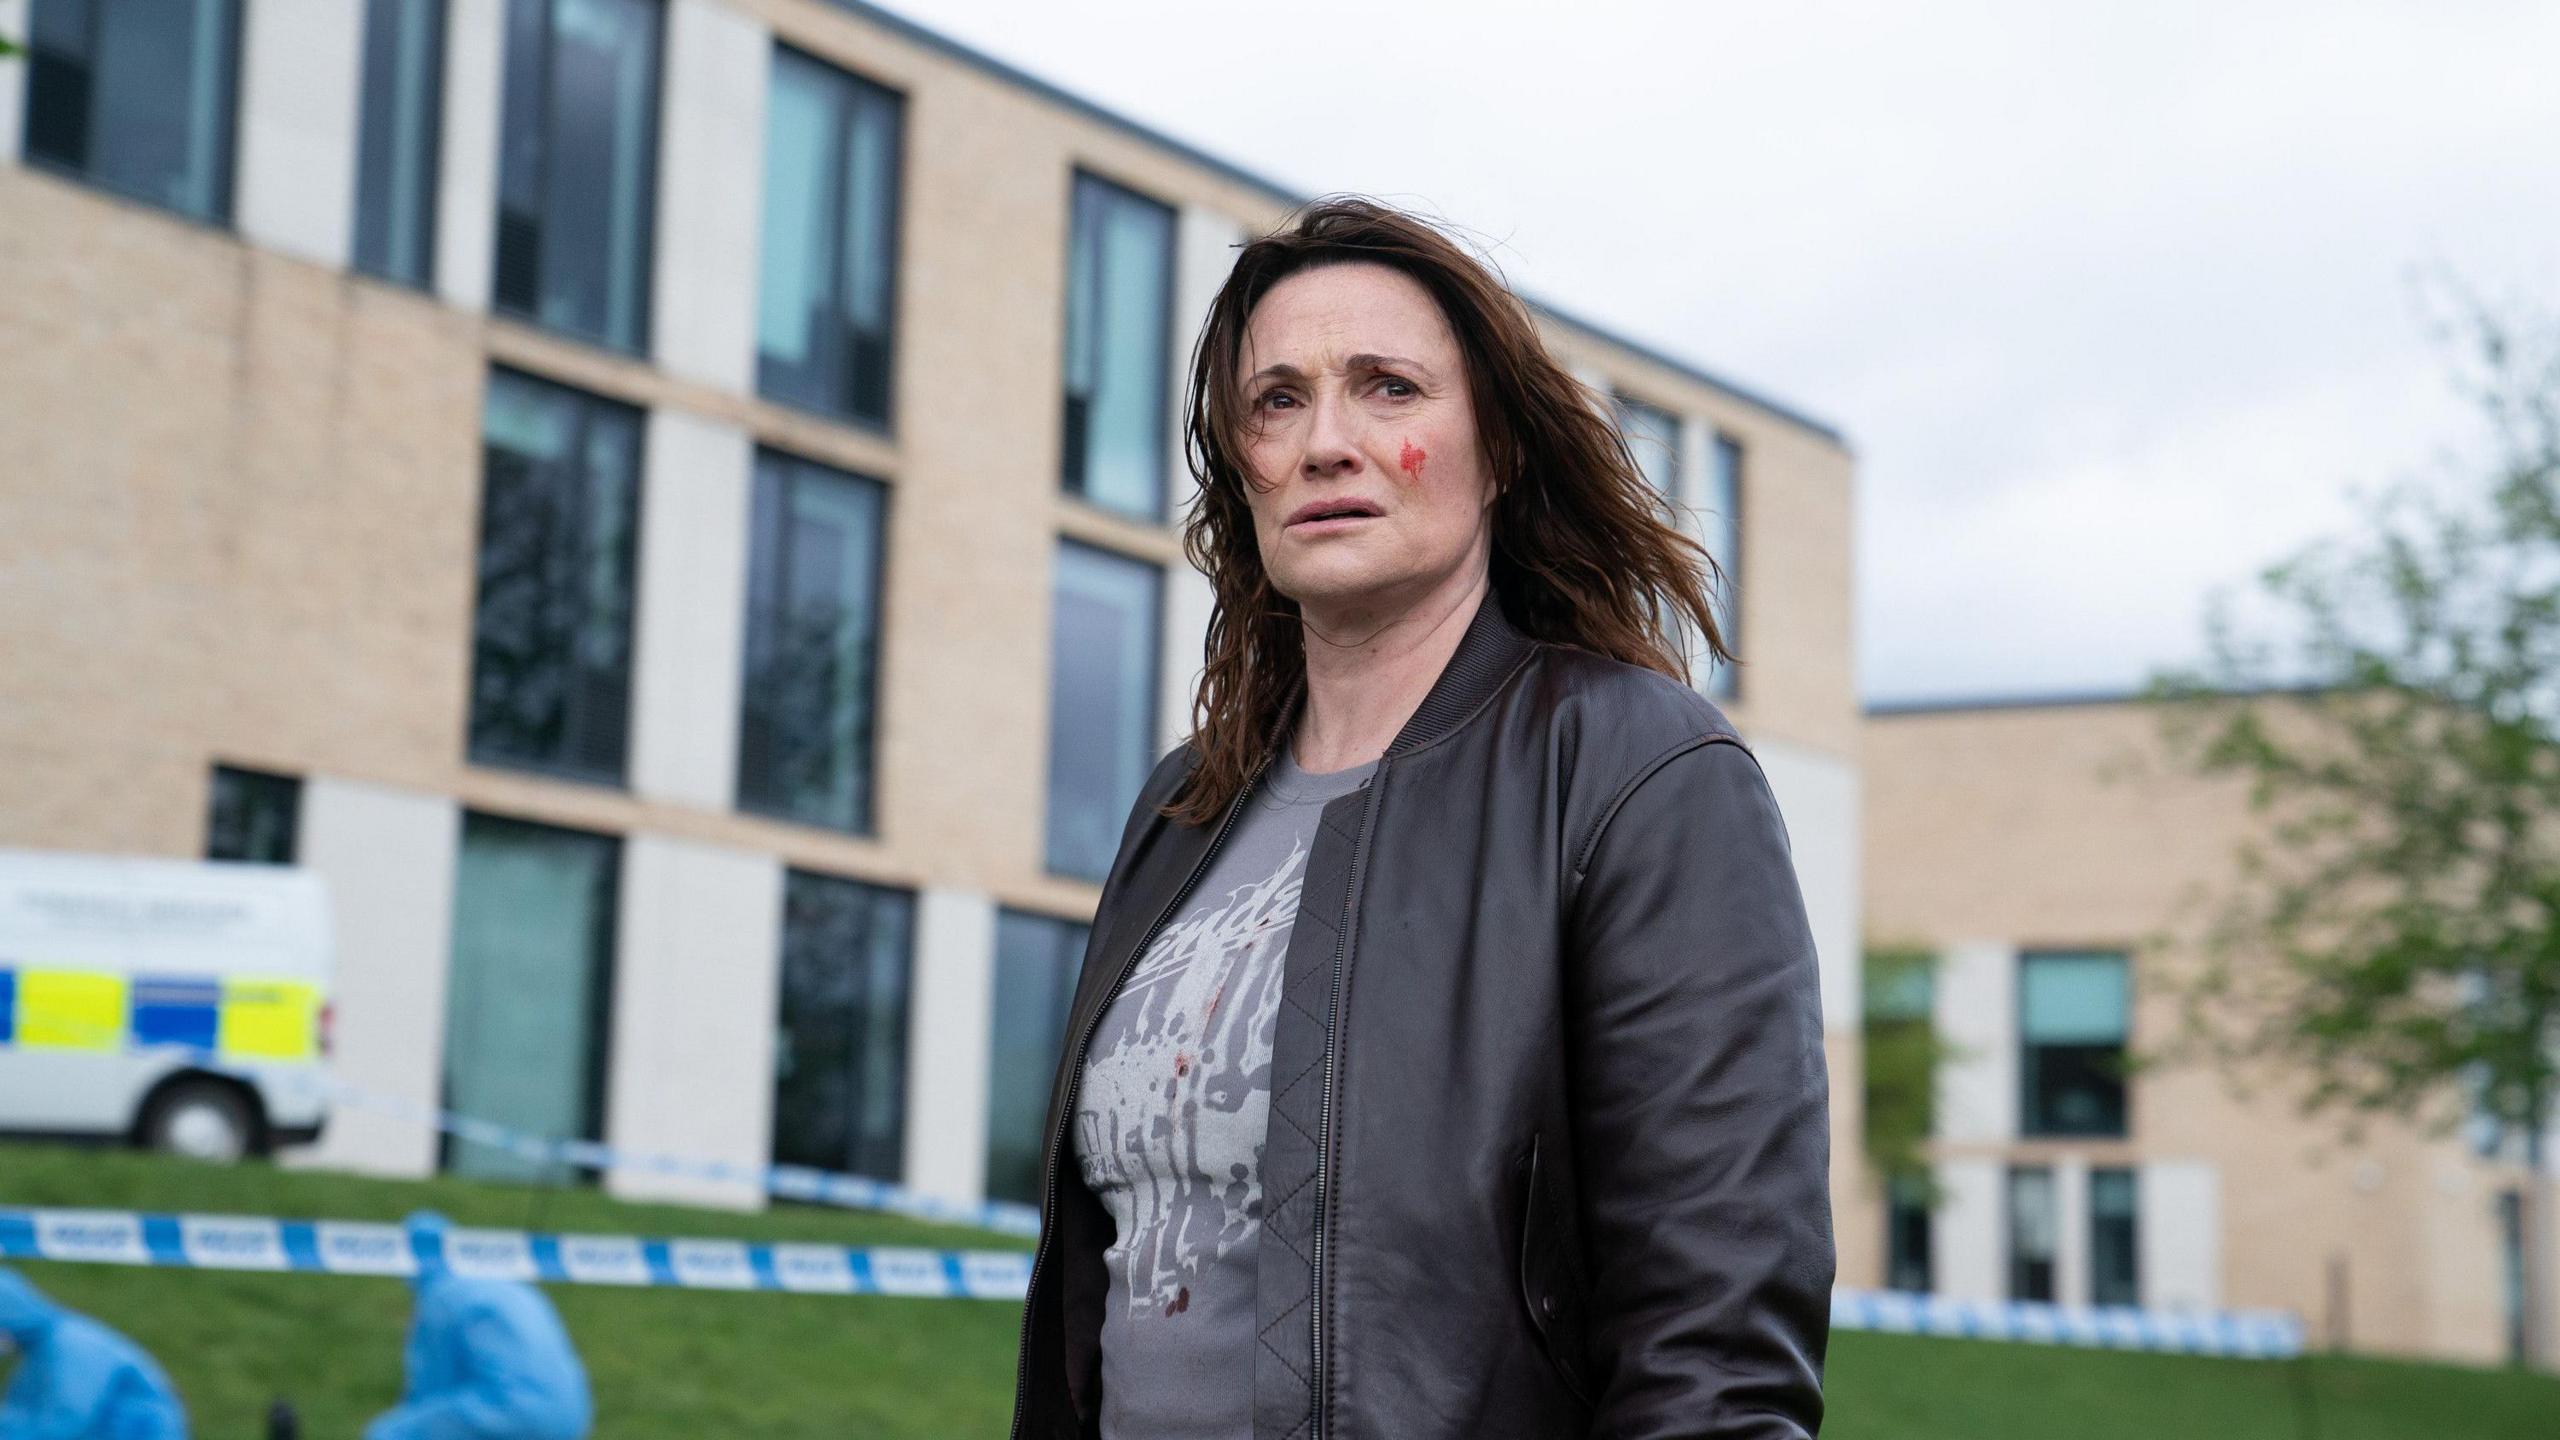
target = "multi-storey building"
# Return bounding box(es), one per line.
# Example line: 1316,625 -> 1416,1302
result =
1864,693 -> 2548,1365
0,0 -> 1864,1235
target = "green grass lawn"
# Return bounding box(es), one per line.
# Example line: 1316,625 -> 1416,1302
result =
6,1141 -> 2555,1438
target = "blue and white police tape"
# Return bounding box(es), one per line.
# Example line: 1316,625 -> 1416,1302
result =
1828,1287 -> 2304,1359
106,1036 -> 1043,1238
0,1206 -> 1033,1301
2,1206 -> 2309,1351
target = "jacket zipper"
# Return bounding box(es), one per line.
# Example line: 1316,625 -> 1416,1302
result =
1309,756 -> 1385,1440
1009,751 -> 1272,1440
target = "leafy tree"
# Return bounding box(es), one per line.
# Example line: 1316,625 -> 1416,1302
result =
2144,301 -> 2560,1364
1863,942 -> 1957,1199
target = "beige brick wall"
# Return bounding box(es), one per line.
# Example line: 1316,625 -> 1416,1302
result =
1864,698 -> 2539,1363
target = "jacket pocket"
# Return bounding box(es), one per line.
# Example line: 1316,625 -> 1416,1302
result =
1516,1132 -> 1595,1409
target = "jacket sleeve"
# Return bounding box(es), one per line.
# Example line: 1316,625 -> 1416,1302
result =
1563,738 -> 1833,1439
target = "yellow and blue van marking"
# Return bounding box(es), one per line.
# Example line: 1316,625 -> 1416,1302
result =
0,967 -> 319,1061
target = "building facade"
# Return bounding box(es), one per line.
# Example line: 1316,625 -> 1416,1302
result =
0,0 -> 1863,1237
1863,694 -> 2550,1365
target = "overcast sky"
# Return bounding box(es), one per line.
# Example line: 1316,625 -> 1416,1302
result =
875,0 -> 2560,705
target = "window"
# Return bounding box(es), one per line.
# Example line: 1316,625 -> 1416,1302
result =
467,367 -> 644,785
1613,393 -> 1683,497
1060,172 -> 1175,520
771,870 -> 913,1182
2501,1188 -> 2528,1365
756,45 -> 902,427
1885,1171 -> 1934,1294
2090,1168 -> 2140,1307
2006,1166 -> 2056,1303
205,765 -> 299,865
985,910 -> 1089,1205
494,0 -> 662,352
1702,433 -> 1743,700
2019,949 -> 2130,1137
1044,542 -> 1161,881
737,450 -> 887,833
23,0 -> 244,225
443,814 -> 618,1185
352,0 -> 447,288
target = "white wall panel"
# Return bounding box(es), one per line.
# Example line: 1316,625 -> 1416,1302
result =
1936,940 -> 2018,1144
904,887 -> 997,1204
604,834 -> 783,1209
651,0 -> 768,389
292,777 -> 459,1178
235,0 -> 365,268
629,408 -> 753,809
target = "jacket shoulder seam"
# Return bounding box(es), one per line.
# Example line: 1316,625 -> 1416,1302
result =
1568,731 -> 1748,883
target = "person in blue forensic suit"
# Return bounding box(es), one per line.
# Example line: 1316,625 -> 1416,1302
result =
0,1266 -> 189,1440
364,1213 -> 593,1440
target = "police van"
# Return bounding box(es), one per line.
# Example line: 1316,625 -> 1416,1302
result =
0,848 -> 333,1161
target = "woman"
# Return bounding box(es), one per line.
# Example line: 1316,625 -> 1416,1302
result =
1011,197 -> 1831,1440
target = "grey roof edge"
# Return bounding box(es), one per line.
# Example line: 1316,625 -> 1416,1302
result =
1865,680 -> 2335,717
829,0 -> 1849,450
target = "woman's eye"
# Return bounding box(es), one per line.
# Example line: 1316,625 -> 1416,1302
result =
1377,377 -> 1416,399
1258,390 -> 1297,411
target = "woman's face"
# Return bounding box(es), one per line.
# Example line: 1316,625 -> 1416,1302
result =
1234,262 -> 1495,622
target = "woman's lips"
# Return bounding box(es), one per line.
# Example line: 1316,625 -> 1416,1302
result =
1288,513 -> 1377,533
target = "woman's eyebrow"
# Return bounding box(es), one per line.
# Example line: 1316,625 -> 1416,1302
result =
1247,354 -> 1434,384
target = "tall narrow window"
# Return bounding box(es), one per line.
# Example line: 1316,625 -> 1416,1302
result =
2006,1166 -> 2057,1303
467,368 -> 644,785
2501,1188 -> 2528,1365
205,766 -> 300,865
2019,949 -> 2131,1137
737,451 -> 887,833
1044,542 -> 1161,882
1702,432 -> 1743,700
352,0 -> 447,288
1060,172 -> 1175,520
985,910 -> 1089,1205
494,0 -> 662,353
1885,1172 -> 1934,1294
756,46 -> 902,427
771,870 -> 913,1183
444,814 -> 618,1185
2089,1168 -> 2140,1307
1613,393 -> 1683,497
23,0 -> 244,225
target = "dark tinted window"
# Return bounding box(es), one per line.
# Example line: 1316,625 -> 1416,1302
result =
443,813 -> 618,1185
467,367 -> 644,785
1043,541 -> 1160,881
771,870 -> 913,1182
494,0 -> 661,352
985,910 -> 1088,1205
737,450 -> 887,833
2019,949 -> 2130,1138
352,0 -> 447,287
2090,1167 -> 2140,1307
205,765 -> 300,865
1885,1171 -> 1933,1294
1613,393 -> 1683,496
1060,171 -> 1174,520
756,45 -> 901,427
25,0 -> 243,224
2007,1166 -> 2056,1303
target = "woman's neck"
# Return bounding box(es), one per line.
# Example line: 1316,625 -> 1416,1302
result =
1292,568 -> 1491,774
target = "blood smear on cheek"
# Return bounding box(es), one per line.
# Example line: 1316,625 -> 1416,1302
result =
1398,440 -> 1427,481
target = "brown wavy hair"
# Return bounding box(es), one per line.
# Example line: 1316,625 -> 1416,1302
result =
1166,195 -> 1732,824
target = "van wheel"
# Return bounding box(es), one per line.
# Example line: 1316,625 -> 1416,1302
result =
140,1081 -> 258,1163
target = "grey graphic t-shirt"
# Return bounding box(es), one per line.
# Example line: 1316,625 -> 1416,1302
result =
1073,746 -> 1377,1440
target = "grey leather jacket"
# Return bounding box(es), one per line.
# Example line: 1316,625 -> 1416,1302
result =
1009,597 -> 1833,1439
